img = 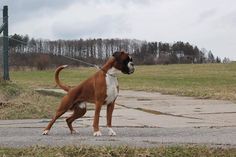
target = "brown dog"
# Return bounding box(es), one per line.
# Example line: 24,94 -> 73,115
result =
42,51 -> 134,136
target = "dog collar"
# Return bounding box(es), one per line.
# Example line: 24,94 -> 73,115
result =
99,67 -> 117,78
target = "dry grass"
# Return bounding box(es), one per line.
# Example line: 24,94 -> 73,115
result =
1,145 -> 236,157
0,82 -> 59,119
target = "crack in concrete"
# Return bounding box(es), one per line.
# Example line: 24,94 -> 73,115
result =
199,112 -> 236,115
117,103 -> 202,120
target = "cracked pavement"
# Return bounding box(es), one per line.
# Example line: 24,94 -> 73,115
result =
1,90 -> 236,147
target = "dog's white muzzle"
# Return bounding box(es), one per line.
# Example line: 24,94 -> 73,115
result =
128,62 -> 135,74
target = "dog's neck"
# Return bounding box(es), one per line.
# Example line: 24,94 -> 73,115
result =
106,67 -> 120,77
100,57 -> 119,77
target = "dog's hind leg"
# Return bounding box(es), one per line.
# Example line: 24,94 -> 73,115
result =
66,102 -> 87,134
42,95 -> 73,135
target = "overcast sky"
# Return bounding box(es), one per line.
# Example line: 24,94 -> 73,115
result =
1,0 -> 236,60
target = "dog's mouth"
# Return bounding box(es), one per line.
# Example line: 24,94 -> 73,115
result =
128,68 -> 135,74
122,67 -> 135,75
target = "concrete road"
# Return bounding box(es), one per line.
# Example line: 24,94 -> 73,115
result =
1,124 -> 236,148
0,90 -> 236,148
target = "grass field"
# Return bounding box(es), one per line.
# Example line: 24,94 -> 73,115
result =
1,145 -> 236,157
10,62 -> 236,100
123,63 -> 236,100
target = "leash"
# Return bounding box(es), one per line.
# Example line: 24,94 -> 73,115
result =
62,55 -> 116,77
62,55 -> 100,69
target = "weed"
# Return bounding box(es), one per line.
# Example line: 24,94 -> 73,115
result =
0,145 -> 236,157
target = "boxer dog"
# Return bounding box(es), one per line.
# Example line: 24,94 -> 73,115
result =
42,51 -> 134,136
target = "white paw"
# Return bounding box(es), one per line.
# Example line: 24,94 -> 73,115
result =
108,127 -> 116,136
93,131 -> 102,137
42,130 -> 49,135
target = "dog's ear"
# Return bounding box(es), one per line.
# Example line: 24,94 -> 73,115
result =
112,51 -> 120,59
112,51 -> 124,59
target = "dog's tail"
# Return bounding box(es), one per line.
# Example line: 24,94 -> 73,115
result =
55,65 -> 70,92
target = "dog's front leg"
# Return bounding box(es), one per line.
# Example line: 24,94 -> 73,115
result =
93,103 -> 102,136
107,102 -> 116,136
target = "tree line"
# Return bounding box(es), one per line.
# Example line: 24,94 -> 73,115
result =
7,34 -> 226,67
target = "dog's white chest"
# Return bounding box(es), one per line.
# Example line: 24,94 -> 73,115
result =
105,73 -> 119,105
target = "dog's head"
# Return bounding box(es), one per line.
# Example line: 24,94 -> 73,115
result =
112,51 -> 135,74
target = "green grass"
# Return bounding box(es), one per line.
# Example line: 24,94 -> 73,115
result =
0,145 -> 236,157
120,63 -> 236,100
10,63 -> 236,100
10,67 -> 96,88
